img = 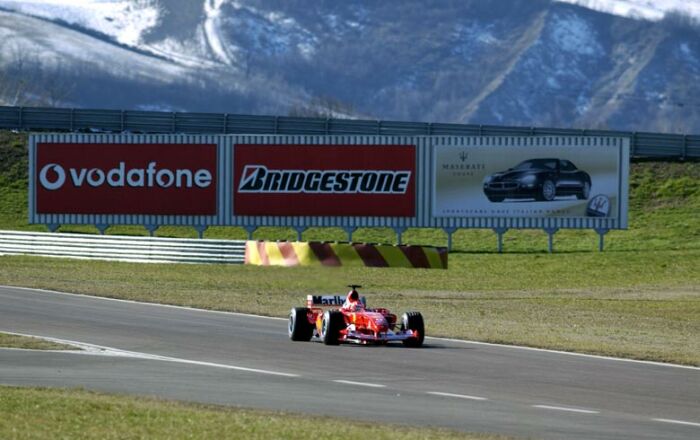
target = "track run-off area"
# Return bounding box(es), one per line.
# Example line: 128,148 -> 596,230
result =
1,285 -> 698,440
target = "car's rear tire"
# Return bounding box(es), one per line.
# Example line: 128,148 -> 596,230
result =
321,310 -> 344,345
487,196 -> 505,202
402,311 -> 424,348
289,307 -> 313,341
537,179 -> 556,201
577,181 -> 590,200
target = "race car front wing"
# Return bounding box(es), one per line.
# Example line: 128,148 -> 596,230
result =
341,329 -> 419,344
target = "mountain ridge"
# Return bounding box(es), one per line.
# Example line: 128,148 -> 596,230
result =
1,0 -> 699,133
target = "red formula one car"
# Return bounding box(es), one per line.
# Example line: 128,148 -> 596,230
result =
288,285 -> 424,347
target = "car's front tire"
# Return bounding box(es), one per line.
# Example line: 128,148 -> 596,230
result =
321,310 -> 344,345
402,311 -> 424,348
537,179 -> 556,201
289,307 -> 313,341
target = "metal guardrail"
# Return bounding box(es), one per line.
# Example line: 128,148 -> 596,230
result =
1,106 -> 698,159
0,230 -> 246,264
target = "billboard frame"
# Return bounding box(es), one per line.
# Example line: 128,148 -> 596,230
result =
28,134 -> 629,250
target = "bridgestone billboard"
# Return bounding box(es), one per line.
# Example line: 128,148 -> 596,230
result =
29,134 -> 628,231
233,144 -> 415,216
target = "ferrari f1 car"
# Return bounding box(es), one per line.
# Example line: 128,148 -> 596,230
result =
288,285 -> 424,347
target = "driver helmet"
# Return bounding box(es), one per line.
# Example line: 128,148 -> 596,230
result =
347,290 -> 359,302
344,290 -> 363,310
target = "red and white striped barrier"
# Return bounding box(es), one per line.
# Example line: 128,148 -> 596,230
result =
245,241 -> 447,269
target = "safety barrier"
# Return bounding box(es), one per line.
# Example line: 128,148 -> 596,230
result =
0,230 -> 245,264
244,240 -> 448,269
1,105 -> 698,159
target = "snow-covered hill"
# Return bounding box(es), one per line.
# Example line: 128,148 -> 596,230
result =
557,0 -> 700,22
1,0 -> 699,133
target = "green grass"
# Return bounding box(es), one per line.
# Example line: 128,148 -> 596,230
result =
1,133 -> 699,365
0,332 -> 76,350
0,387 -> 512,440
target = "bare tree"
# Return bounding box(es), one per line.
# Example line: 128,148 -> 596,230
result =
0,42 -> 74,106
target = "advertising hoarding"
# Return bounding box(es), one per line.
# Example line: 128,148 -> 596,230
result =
233,144 -> 416,217
35,143 -> 217,215
28,134 -> 628,238
433,143 -> 622,220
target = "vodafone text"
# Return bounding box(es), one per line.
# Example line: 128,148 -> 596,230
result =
238,165 -> 411,194
39,162 -> 212,190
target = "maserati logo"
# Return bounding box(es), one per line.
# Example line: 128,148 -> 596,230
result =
586,194 -> 611,217
459,151 -> 469,162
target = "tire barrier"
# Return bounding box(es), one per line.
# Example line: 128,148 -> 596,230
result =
244,241 -> 448,269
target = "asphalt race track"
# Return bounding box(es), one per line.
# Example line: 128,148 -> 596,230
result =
1,285 -> 698,439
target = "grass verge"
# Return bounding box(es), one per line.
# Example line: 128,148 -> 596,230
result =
0,332 -> 76,351
0,386 -> 513,440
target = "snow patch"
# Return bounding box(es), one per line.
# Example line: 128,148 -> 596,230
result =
227,2 -> 318,59
204,0 -> 238,65
452,22 -> 498,59
0,0 -> 161,47
549,12 -> 603,56
556,0 -> 700,22
678,42 -> 700,71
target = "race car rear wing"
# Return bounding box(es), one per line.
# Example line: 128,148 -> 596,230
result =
306,295 -> 366,308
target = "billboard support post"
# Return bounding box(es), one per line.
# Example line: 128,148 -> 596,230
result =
145,225 -> 158,237
47,224 -> 60,232
245,226 -> 257,240
444,227 -> 458,251
394,227 -> 406,245
96,224 -> 109,235
595,228 -> 609,252
195,225 -> 208,239
295,226 -> 306,242
344,227 -> 356,242
544,228 -> 559,253
494,227 -> 508,253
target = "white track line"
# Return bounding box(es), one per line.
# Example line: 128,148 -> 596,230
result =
652,418 -> 700,427
333,380 -> 386,388
532,405 -> 599,414
426,391 -> 488,401
0,330 -> 299,378
3,285 -> 699,370
0,285 -> 285,321
426,336 -> 700,371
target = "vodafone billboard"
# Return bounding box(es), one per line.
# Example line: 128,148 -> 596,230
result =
233,144 -> 416,216
35,143 -> 217,215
